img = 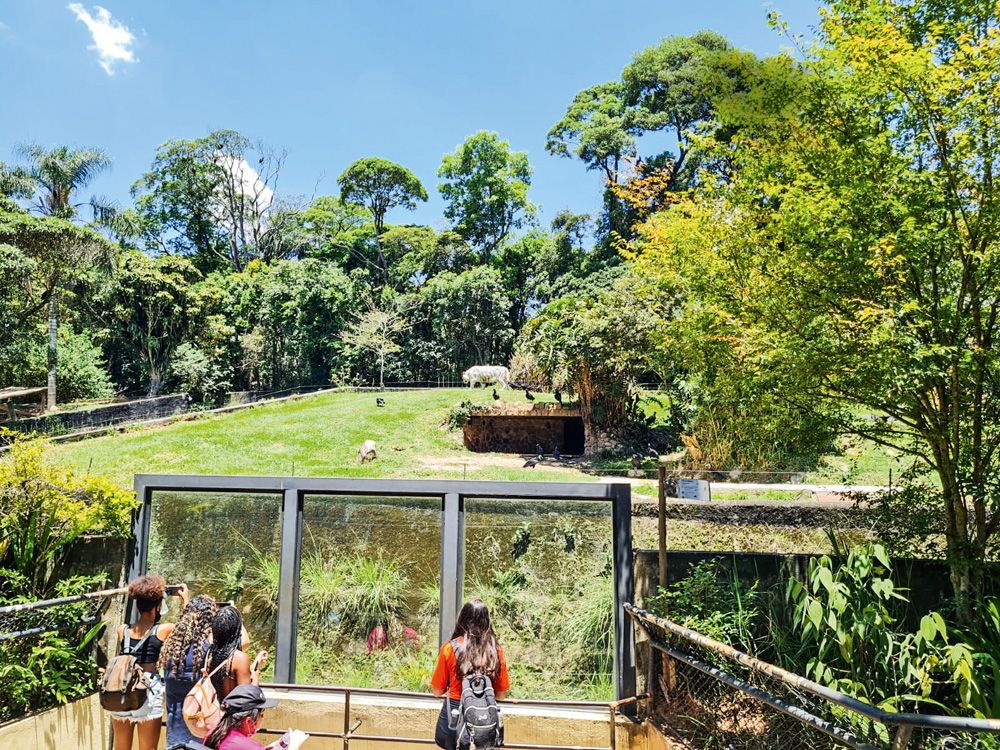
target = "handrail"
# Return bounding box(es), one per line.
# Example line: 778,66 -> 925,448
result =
0,586 -> 127,617
257,683 -> 644,750
626,604 -> 1000,734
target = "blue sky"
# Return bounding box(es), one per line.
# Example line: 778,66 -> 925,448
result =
0,1 -> 821,233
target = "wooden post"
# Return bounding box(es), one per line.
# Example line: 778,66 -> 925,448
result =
657,464 -> 667,590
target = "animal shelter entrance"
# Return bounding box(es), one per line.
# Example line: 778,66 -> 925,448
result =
462,403 -> 586,455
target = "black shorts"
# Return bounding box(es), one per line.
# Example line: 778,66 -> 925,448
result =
435,699 -> 458,750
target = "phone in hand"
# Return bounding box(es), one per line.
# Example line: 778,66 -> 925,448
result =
166,585 -> 180,596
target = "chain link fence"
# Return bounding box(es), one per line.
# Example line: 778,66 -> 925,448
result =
0,587 -> 126,723
628,605 -> 1000,750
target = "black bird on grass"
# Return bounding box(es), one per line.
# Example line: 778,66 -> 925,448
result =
492,388 -> 500,401
535,443 -> 544,458
524,388 -> 535,402
376,397 -> 385,407
632,453 -> 643,470
523,457 -> 540,469
647,443 -> 660,459
553,447 -> 561,462
554,389 -> 563,405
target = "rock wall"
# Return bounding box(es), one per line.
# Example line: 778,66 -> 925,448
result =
463,403 -> 586,454
10,393 -> 190,435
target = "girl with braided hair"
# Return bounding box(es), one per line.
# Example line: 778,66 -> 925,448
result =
159,594 -> 217,746
209,604 -> 268,701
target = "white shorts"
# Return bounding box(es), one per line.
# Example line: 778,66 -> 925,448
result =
110,672 -> 164,723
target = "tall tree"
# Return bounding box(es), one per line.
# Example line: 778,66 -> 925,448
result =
627,1 -> 1000,617
0,210 -> 114,407
546,83 -> 640,243
621,31 -> 736,191
131,130 -> 299,273
337,159 -> 428,284
438,131 -> 535,259
13,144 -> 111,219
8,144 -> 114,407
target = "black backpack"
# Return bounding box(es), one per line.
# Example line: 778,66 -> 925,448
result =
450,641 -> 503,750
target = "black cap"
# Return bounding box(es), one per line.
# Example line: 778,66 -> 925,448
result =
220,685 -> 278,714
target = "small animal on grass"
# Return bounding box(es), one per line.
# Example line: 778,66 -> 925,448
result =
524,388 -> 535,401
535,443 -> 544,458
647,443 -> 660,459
553,446 -> 561,462
492,388 -> 500,401
632,453 -> 643,470
523,457 -> 540,469
376,397 -> 385,407
357,440 -> 377,463
554,389 -> 563,405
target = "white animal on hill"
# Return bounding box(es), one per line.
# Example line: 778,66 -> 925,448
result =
357,440 -> 377,463
462,365 -> 510,389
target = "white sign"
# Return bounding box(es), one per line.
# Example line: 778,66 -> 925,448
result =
677,479 -> 711,501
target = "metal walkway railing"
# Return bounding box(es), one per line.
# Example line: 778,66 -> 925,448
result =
258,683 -> 643,750
627,604 -> 1000,750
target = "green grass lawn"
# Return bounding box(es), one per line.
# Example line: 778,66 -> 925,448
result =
52,388 -> 597,488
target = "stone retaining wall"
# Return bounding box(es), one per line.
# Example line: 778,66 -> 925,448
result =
9,393 -> 190,435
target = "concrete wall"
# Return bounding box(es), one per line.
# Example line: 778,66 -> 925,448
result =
0,693 -> 110,750
10,393 -> 190,435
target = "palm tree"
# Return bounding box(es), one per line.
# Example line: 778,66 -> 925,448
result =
15,144 -> 111,219
13,144 -> 113,408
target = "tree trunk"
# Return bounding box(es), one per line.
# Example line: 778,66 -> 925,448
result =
46,291 -> 58,411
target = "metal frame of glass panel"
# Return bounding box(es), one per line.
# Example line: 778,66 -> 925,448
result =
128,475 -> 635,701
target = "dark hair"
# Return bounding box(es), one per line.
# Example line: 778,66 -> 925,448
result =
204,707 -> 262,749
450,599 -> 500,680
158,594 -> 217,677
209,604 -> 243,696
128,575 -> 166,612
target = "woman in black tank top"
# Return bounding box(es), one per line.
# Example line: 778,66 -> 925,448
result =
111,575 -> 189,750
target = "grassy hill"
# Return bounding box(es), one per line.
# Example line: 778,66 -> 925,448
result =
52,388 -> 593,488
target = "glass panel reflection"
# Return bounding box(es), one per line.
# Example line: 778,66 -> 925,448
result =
147,491 -> 282,677
295,494 -> 442,688
464,498 -> 614,700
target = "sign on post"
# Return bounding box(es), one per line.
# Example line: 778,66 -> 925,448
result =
677,478 -> 711,501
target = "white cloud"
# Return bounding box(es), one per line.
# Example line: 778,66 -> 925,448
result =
67,4 -> 136,75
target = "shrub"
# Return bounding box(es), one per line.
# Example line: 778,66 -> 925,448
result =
0,328 -> 114,404
0,433 -> 137,598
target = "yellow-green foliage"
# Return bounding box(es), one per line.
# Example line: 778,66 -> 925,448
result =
0,431 -> 137,596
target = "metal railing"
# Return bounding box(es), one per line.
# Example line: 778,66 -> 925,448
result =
257,683 -> 643,750
627,604 -> 1000,749
0,586 -> 125,642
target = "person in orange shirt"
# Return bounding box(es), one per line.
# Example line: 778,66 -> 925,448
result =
430,599 -> 510,750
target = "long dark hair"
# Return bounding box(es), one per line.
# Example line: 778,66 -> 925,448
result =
204,708 -> 261,749
208,605 -> 243,696
158,595 -> 216,677
450,599 -> 500,680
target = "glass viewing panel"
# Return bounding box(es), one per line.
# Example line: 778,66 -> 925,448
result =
147,491 -> 283,679
464,498 -> 614,701
296,494 -> 442,688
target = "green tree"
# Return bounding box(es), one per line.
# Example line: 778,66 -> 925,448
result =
621,31 -> 737,190
627,1 -> 1000,616
12,144 -> 111,220
131,130 -> 299,273
296,195 -> 370,265
343,293 -> 415,388
0,209 -> 114,408
337,159 -> 428,285
101,251 -> 217,395
546,83 -> 640,243
438,131 -> 536,259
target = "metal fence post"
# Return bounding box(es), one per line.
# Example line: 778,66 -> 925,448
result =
611,483 -> 636,705
125,478 -> 153,625
439,492 -> 464,648
274,487 -> 303,683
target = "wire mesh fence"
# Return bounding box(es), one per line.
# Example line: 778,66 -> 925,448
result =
0,587 -> 125,723
629,606 -> 1000,750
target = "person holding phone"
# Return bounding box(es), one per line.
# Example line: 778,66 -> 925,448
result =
207,604 -> 268,701
111,576 -> 189,750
